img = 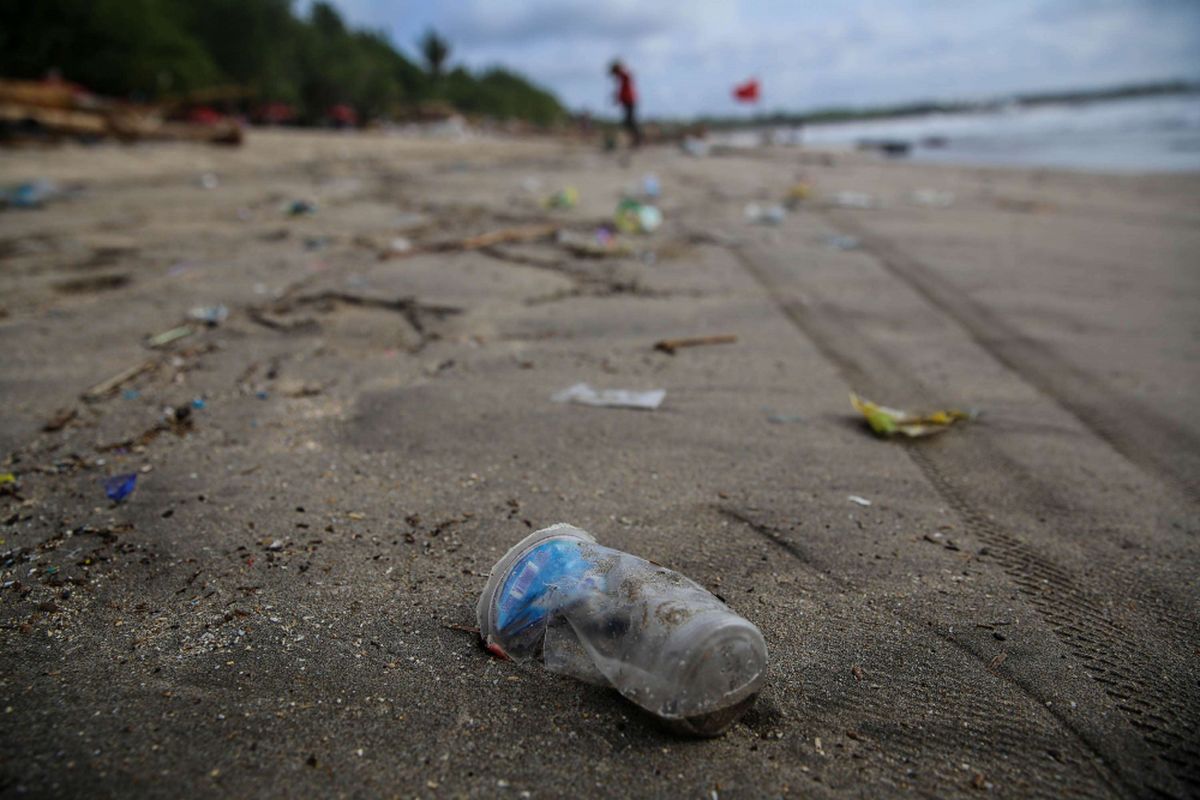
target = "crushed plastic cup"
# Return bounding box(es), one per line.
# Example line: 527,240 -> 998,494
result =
478,524 -> 769,736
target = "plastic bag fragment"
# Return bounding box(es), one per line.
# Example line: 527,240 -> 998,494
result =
850,392 -> 973,438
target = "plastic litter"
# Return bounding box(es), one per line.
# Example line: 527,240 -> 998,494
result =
829,191 -> 877,209
4,179 -> 60,209
104,473 -> 138,503
848,495 -> 872,507
556,229 -> 632,258
544,186 -> 578,210
478,524 -> 768,736
552,383 -> 665,410
188,304 -> 229,325
681,136 -> 710,157
744,203 -> 786,225
850,392 -> 974,438
825,235 -> 861,250
784,183 -> 812,209
641,173 -> 661,199
615,199 -> 662,234
912,189 -> 955,208
198,172 -> 219,190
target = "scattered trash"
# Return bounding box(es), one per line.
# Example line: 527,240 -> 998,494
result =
3,179 -> 60,210
520,176 -> 543,194
104,473 -> 138,503
42,408 -> 77,432
478,524 -> 768,736
286,199 -> 316,216
146,325 -> 194,348
744,203 -> 786,225
824,235 -> 861,250
912,189 -> 955,208
122,389 -> 141,401
681,135 -> 710,157
187,304 -> 229,326
850,392 -> 974,438
191,397 -> 206,410
419,223 -> 560,255
552,383 -> 665,410
765,411 -> 804,424
544,186 -> 578,210
784,183 -> 812,209
0,473 -> 15,485
556,229 -> 631,258
848,495 -> 872,507
83,361 -> 156,402
197,172 -> 219,190
829,191 -> 877,209
654,334 -> 738,355
255,390 -> 270,400
614,199 -> 662,234
641,173 -> 661,199
389,237 -> 412,254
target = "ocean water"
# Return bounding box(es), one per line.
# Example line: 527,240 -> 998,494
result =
741,93 -> 1200,173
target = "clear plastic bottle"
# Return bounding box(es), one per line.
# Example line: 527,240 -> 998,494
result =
477,524 -> 768,736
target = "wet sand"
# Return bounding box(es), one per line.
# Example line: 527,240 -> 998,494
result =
1,130 -> 1198,797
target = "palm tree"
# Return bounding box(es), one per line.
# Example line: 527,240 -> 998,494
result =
419,29 -> 450,78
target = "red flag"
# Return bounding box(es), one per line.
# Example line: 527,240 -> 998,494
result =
733,78 -> 760,103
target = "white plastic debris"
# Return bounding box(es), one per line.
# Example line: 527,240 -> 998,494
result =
848,495 -> 872,507
552,383 -> 665,410
744,203 -> 787,225
829,191 -> 877,209
912,189 -> 955,208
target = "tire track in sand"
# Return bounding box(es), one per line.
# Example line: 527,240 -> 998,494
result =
728,240 -> 1198,797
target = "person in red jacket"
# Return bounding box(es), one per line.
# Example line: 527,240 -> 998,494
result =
609,60 -> 642,148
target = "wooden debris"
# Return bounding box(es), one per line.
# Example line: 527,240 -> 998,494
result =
42,408 -> 77,432
988,652 -> 1008,671
654,334 -> 738,355
82,361 -> 156,402
0,79 -> 242,145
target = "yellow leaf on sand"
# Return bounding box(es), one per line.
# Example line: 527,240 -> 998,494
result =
850,393 -> 973,438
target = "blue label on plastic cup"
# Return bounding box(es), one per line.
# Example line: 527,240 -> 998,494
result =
495,539 -> 592,636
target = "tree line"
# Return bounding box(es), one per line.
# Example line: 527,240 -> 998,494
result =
0,0 -> 568,126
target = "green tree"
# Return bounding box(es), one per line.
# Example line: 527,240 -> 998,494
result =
419,29 -> 450,79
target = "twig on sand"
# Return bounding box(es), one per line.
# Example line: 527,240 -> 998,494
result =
82,361 -> 156,401
654,334 -> 738,355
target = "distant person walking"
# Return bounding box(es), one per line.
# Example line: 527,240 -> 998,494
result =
609,60 -> 641,148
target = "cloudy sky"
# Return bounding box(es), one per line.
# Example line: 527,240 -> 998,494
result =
323,0 -> 1200,117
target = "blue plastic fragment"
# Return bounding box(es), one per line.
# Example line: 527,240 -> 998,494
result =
191,397 -> 206,410
255,390 -> 269,400
122,389 -> 140,400
104,473 -> 138,503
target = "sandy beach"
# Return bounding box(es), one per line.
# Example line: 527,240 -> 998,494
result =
1,129 -> 1198,797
